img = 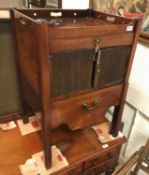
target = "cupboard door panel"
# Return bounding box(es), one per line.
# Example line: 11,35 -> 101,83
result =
93,46 -> 130,88
50,49 -> 94,97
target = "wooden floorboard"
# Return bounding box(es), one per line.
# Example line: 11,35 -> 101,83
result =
0,127 -> 42,175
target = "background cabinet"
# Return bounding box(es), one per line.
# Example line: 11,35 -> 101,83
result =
0,0 -> 25,121
0,20 -> 20,118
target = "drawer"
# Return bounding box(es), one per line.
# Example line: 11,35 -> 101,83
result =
55,146 -> 121,175
50,84 -> 122,130
49,33 -> 133,52
58,163 -> 83,175
67,165 -> 83,175
85,148 -> 117,170
85,157 -> 117,175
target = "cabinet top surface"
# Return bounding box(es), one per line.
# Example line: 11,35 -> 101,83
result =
47,17 -> 110,28
13,8 -> 135,28
51,123 -> 126,164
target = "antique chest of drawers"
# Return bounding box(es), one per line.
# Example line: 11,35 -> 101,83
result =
49,124 -> 126,175
11,8 -> 141,168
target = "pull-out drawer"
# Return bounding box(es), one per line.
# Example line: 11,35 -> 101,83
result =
50,84 -> 122,130
85,148 -> 117,170
85,157 -> 117,175
67,165 -> 83,175
58,164 -> 83,175
49,33 -> 133,52
59,148 -> 119,175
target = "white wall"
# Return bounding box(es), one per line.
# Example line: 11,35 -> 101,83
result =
121,42 -> 149,159
127,43 -> 149,117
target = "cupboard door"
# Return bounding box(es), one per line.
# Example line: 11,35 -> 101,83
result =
49,49 -> 94,97
93,46 -> 130,88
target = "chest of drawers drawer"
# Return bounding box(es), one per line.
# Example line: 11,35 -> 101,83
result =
58,147 -> 120,175
85,157 -> 117,175
85,148 -> 117,170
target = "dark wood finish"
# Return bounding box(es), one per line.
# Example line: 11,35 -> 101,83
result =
50,85 -> 122,130
36,19 -> 52,168
48,24 -> 134,39
92,46 -> 130,89
0,122 -> 125,175
16,8 -> 91,18
50,124 -> 126,175
11,8 -> 141,168
48,33 -> 133,52
93,10 -> 134,24
50,49 -> 94,97
110,19 -> 142,136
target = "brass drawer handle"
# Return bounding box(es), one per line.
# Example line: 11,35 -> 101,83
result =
82,99 -> 100,111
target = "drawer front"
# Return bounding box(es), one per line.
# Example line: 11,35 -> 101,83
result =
85,157 -> 117,175
58,164 -> 83,175
51,84 -> 122,130
56,146 -> 121,175
67,165 -> 83,175
49,33 -> 133,52
59,150 -> 118,175
85,148 -> 117,170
